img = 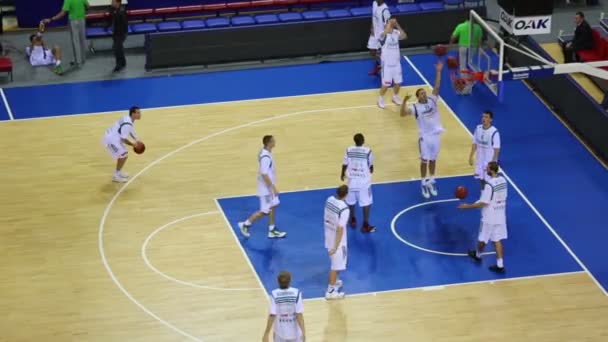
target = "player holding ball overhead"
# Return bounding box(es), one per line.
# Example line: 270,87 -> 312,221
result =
101,106 -> 143,183
377,17 -> 407,109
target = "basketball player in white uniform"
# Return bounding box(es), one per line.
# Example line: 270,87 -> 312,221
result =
324,185 -> 349,300
469,111 -> 501,187
101,106 -> 142,183
239,135 -> 287,239
263,271 -> 306,342
400,62 -> 445,199
341,133 -> 375,233
367,0 -> 391,75
377,18 -> 407,109
459,161 -> 508,273
26,22 -> 63,75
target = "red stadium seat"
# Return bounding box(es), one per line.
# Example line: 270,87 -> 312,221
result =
577,30 -> 606,62
203,3 -> 228,11
0,57 -> 13,82
154,7 -> 179,16
86,12 -> 109,20
127,9 -> 154,16
178,5 -> 204,13
251,0 -> 276,7
226,1 -> 252,10
274,0 -> 298,5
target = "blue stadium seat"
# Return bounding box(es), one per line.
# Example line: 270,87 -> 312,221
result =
107,26 -> 133,35
86,27 -> 109,38
181,19 -> 206,30
350,6 -> 372,17
278,12 -> 303,23
419,2 -> 444,11
131,23 -> 157,34
206,17 -> 230,28
254,14 -> 280,24
302,10 -> 327,21
444,0 -> 464,7
326,9 -> 351,19
388,5 -> 398,14
156,21 -> 182,32
231,15 -> 256,26
396,4 -> 421,13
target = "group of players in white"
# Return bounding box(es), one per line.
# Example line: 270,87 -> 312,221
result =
100,1 -> 508,339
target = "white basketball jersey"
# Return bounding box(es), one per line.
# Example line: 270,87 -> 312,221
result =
104,115 -> 135,142
381,29 -> 402,66
257,148 -> 276,196
343,145 -> 374,189
410,95 -> 444,137
473,125 -> 501,163
269,287 -> 303,340
479,176 -> 507,225
372,1 -> 390,38
324,196 -> 349,250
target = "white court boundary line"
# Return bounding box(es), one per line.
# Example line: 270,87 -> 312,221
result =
304,270 -> 586,301
403,55 -> 608,296
99,103 -> 402,341
0,88 -> 14,120
141,211 -> 261,291
390,198 -> 496,257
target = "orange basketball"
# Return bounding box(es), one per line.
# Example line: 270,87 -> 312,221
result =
446,56 -> 459,69
455,186 -> 468,200
434,44 -> 448,57
134,141 -> 146,154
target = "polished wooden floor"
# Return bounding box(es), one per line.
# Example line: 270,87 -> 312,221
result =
1,89 -> 607,341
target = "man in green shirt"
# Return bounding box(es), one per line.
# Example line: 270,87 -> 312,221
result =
44,0 -> 89,68
450,19 -> 483,70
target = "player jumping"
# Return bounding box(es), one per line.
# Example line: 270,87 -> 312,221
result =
400,62 -> 445,199
377,18 -> 407,109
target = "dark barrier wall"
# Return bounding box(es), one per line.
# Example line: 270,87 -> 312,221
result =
505,36 -> 608,162
146,7 -> 485,70
15,0 -> 67,28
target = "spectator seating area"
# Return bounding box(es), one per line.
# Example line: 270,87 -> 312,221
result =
85,0 -> 485,39
558,20 -> 608,67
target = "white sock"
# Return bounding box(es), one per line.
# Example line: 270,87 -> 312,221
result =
244,220 -> 251,226
268,225 -> 275,231
476,251 -> 481,258
114,170 -> 121,176
429,175 -> 435,183
327,285 -> 334,293
55,60 -> 61,66
497,258 -> 504,268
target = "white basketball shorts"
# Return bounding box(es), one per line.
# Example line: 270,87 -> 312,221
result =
478,221 -> 508,243
419,134 -> 441,161
474,158 -> 491,180
367,34 -> 381,50
30,50 -> 56,67
345,185 -> 373,207
259,194 -> 280,214
381,63 -> 403,86
330,245 -> 347,271
102,136 -> 128,160
273,335 -> 303,342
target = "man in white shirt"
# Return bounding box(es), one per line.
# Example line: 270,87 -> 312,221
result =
367,0 -> 391,75
458,161 -> 508,273
341,133 -> 375,233
400,61 -> 445,199
26,22 -> 64,75
469,111 -> 501,188
324,185 -> 350,300
239,135 -> 287,239
263,271 -> 306,342
377,18 -> 407,109
101,106 -> 142,183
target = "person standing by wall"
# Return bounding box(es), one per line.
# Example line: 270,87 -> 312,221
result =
43,0 -> 89,68
110,0 -> 128,72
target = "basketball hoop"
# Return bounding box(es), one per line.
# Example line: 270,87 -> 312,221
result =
450,70 -> 484,95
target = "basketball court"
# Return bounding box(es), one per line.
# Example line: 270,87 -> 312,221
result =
2,11 -> 608,341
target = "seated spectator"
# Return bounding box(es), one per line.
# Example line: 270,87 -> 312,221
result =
562,11 -> 593,63
26,23 -> 64,75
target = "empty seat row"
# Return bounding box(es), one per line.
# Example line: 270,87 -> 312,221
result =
87,3 -> 446,38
